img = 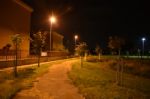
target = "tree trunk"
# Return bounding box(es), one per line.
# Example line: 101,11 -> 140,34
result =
120,59 -> 124,86
37,54 -> 40,67
37,49 -> 41,67
80,56 -> 83,67
116,61 -> 119,85
14,44 -> 18,77
98,53 -> 101,60
118,49 -> 121,57
84,52 -> 87,61
6,50 -> 8,61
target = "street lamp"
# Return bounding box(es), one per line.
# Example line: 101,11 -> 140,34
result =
142,37 -> 146,57
74,35 -> 78,47
49,15 -> 56,51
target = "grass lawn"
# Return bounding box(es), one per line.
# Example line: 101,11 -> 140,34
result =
0,60 -> 64,99
68,57 -> 150,99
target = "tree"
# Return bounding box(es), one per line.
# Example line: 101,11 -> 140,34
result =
3,43 -> 11,61
12,34 -> 22,77
31,31 -> 47,67
108,36 -> 125,85
95,45 -> 102,60
75,42 -> 88,67
108,36 -> 125,56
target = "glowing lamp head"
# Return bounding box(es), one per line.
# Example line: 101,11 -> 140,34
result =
75,35 -> 78,40
142,37 -> 146,41
49,16 -> 56,23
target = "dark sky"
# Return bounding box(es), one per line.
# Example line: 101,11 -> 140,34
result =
23,0 -> 150,50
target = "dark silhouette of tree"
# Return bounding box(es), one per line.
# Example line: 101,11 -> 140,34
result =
12,34 -> 22,77
31,31 -> 47,67
3,44 -> 11,61
75,42 -> 88,67
108,36 -> 125,56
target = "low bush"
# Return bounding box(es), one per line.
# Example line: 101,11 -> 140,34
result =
108,58 -> 150,78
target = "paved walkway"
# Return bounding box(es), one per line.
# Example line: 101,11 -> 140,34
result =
13,60 -> 84,99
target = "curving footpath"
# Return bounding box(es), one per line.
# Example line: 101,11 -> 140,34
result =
13,60 -> 84,99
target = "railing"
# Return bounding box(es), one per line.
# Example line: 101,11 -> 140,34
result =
0,50 -> 70,69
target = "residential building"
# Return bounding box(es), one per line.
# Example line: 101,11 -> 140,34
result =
41,31 -> 65,52
51,31 -> 64,51
0,0 -> 33,58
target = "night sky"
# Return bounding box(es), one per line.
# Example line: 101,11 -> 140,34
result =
23,0 -> 150,51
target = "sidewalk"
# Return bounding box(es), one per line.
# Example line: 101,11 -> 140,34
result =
13,59 -> 84,99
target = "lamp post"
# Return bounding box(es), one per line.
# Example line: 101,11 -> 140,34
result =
142,37 -> 146,57
74,35 -> 78,47
74,35 -> 78,56
49,15 -> 56,51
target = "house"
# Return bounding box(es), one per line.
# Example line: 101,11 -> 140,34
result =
40,31 -> 65,52
30,30 -> 66,56
0,0 -> 33,58
51,31 -> 64,51
48,31 -> 67,56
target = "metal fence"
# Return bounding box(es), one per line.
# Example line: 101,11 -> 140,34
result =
0,50 -> 70,69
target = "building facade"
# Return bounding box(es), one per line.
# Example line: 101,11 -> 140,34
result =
42,31 -> 65,52
51,32 -> 64,51
0,0 -> 33,58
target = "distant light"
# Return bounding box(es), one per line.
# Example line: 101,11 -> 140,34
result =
142,37 -> 146,41
75,35 -> 78,40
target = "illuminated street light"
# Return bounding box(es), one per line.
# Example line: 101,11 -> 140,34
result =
142,37 -> 146,57
49,16 -> 56,23
74,35 -> 78,47
49,14 -> 56,51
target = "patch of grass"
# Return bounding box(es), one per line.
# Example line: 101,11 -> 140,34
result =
108,58 -> 150,78
68,60 -> 150,99
0,60 -> 64,99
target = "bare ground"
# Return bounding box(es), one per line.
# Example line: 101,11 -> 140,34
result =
13,60 -> 84,99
